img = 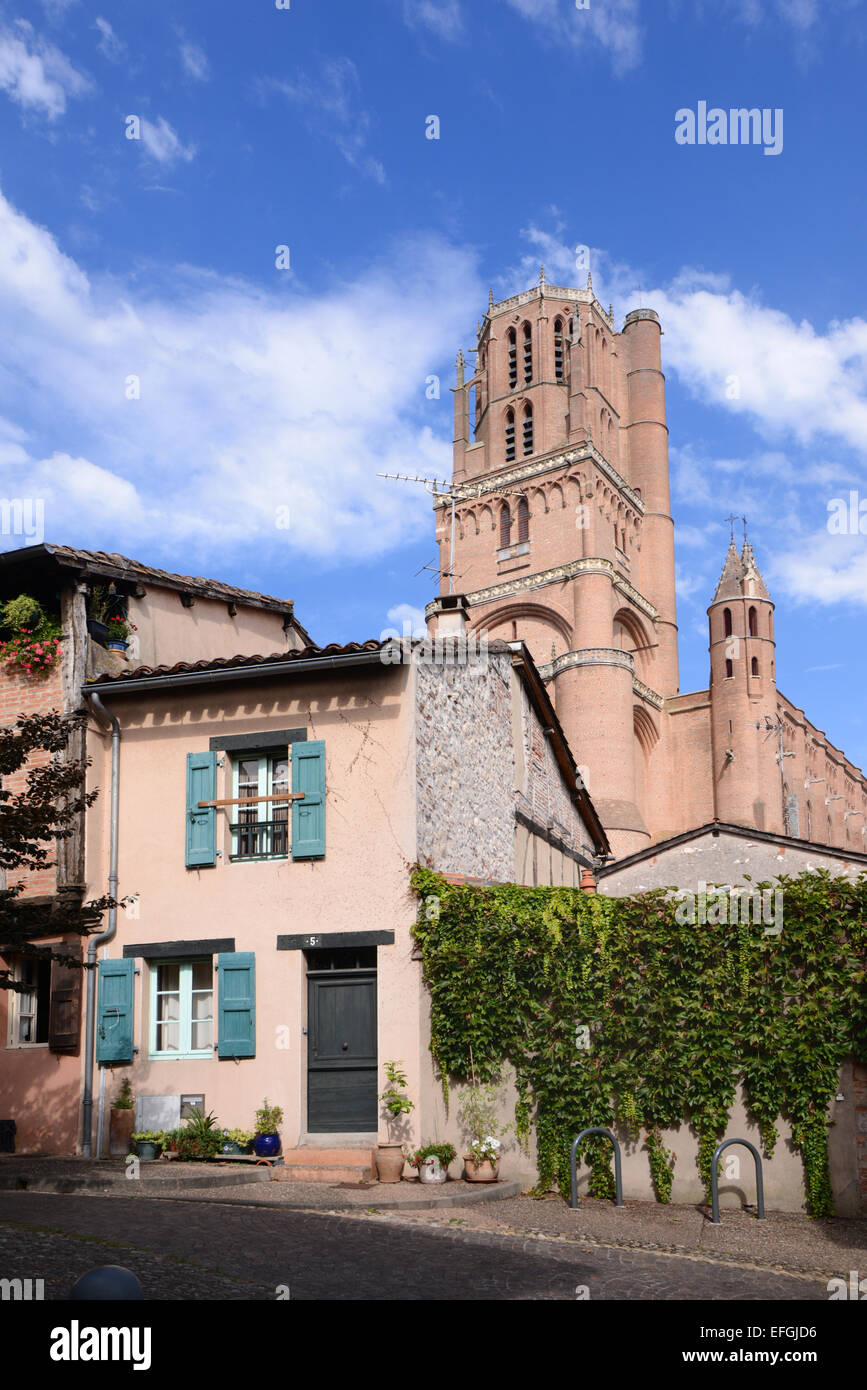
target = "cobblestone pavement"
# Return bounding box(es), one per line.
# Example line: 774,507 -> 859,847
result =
0,1192 -> 832,1300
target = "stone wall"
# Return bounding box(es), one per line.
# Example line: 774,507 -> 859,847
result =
415,650 -> 515,882
514,673 -> 596,861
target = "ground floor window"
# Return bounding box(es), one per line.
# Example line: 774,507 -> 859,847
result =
149,959 -> 214,1058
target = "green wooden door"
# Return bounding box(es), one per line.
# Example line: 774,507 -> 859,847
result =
307,969 -> 377,1132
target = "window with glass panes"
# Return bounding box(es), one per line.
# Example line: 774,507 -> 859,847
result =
10,955 -> 51,1045
150,960 -> 213,1057
231,753 -> 290,859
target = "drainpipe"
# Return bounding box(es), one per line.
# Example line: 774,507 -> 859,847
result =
81,691 -> 120,1157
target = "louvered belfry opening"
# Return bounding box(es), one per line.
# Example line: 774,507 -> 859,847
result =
522,322 -> 532,383
507,328 -> 517,388
554,318 -> 564,379
500,502 -> 512,548
517,495 -> 529,543
522,403 -> 533,456
505,408 -> 515,462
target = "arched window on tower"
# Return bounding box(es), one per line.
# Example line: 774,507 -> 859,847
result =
522,322 -> 532,384
505,408 -> 515,462
723,608 -> 732,637
499,503 -> 511,549
751,656 -> 759,677
507,329 -> 517,389
748,606 -> 758,637
516,495 -> 529,544
522,403 -> 534,456
554,318 -> 564,380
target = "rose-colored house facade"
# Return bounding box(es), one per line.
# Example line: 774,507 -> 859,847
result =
0,556 -> 607,1161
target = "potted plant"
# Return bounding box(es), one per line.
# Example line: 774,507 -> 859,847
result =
86,584 -> 115,645
408,1141 -> 457,1185
131,1130 -> 165,1161
105,613 -> 136,652
0,594 -> 63,676
253,1099 -> 283,1158
221,1128 -> 255,1155
376,1060 -> 414,1182
174,1107 -> 224,1161
458,1076 -> 507,1182
109,1076 -> 135,1157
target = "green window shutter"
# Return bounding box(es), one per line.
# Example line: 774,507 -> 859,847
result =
186,751 -> 217,867
96,958 -> 134,1064
292,739 -> 325,859
217,952 -> 255,1059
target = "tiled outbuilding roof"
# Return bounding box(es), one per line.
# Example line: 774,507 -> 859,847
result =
86,640 -> 386,685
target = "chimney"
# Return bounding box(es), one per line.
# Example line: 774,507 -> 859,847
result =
580,867 -> 597,894
426,593 -> 471,639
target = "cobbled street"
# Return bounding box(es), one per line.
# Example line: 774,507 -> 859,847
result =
0,1193 -> 831,1301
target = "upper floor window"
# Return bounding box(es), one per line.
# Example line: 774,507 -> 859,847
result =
522,323 -> 532,384
748,606 -> 758,637
8,955 -> 50,1045
554,318 -> 564,380
507,329 -> 517,389
232,753 -> 290,859
723,608 -> 732,637
150,959 -> 213,1058
500,503 -> 512,548
522,403 -> 534,456
725,658 -> 733,678
516,496 -> 529,544
751,656 -> 759,677
505,408 -> 515,462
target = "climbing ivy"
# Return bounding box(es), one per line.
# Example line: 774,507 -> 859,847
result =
411,868 -> 867,1216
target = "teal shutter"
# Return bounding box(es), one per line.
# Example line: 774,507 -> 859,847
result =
186,751 -> 217,867
217,952 -> 255,1058
96,958 -> 134,1063
291,739 -> 325,859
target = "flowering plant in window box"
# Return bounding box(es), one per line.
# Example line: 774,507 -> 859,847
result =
221,1127 -> 255,1155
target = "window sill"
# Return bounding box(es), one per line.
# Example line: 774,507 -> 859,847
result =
228,854 -> 290,864
148,1052 -> 213,1062
6,1042 -> 49,1050
497,542 -> 530,562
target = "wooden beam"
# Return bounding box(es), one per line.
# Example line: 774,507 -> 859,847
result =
196,793 -> 305,809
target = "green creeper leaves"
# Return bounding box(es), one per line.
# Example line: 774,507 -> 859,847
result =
411,867 -> 866,1214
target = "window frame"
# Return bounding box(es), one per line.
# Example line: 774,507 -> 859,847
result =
148,958 -> 214,1061
230,750 -> 290,862
6,954 -> 51,1048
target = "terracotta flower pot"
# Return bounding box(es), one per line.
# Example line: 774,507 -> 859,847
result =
375,1143 -> 406,1183
109,1108 -> 135,1157
463,1156 -> 499,1182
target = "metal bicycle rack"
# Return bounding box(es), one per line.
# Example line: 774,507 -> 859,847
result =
709,1137 -> 766,1223
569,1127 -> 623,1210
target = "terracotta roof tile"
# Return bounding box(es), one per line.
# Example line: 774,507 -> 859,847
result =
88,640 -> 386,684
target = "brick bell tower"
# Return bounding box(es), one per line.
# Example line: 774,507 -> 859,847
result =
708,538 -> 781,832
433,269 -> 679,857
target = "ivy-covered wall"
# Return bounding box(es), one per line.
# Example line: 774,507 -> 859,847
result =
411,867 -> 867,1215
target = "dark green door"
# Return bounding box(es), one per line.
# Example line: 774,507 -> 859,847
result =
307,968 -> 377,1132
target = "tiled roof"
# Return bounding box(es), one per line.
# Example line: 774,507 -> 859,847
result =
87,640 -> 386,685
2,544 -> 298,616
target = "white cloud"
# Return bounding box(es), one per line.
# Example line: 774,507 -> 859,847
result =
264,59 -> 385,184
0,20 -> 90,118
401,0 -> 463,40
0,187 -> 480,565
94,17 -> 125,63
139,116 -> 196,166
179,40 -> 209,81
386,602 -> 428,634
500,0 -> 642,75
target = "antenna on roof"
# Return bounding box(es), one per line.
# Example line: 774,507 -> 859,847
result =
378,472 -> 457,595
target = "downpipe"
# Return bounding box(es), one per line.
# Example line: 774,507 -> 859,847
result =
81,691 -> 120,1157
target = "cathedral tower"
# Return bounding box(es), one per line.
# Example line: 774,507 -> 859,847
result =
437,271 -> 679,855
708,539 -> 781,832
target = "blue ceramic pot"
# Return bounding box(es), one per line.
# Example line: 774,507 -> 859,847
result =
253,1133 -> 280,1158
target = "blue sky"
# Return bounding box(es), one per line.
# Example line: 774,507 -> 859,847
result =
1,0 -> 866,770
